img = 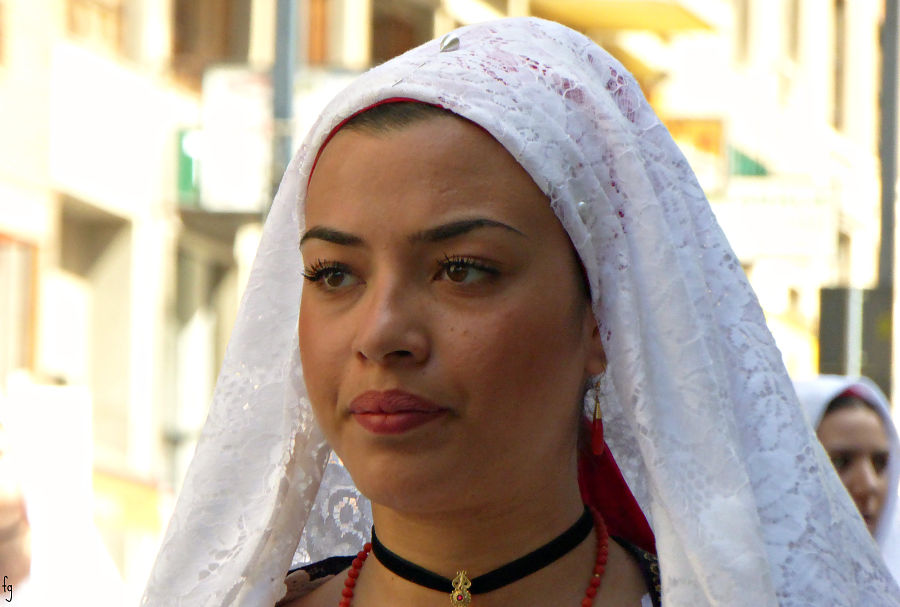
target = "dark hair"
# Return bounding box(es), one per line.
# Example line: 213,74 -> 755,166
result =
823,392 -> 882,420
341,101 -> 457,134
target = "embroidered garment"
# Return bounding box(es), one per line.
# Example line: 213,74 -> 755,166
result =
142,18 -> 900,606
793,375 -> 900,583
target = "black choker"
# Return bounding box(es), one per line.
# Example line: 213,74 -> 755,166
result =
370,505 -> 593,595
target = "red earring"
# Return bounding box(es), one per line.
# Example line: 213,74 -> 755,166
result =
591,382 -> 605,456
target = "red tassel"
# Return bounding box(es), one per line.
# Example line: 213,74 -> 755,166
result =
579,417 -> 656,554
591,407 -> 605,456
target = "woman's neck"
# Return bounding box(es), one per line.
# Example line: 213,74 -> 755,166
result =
350,487 -> 597,607
368,476 -> 586,581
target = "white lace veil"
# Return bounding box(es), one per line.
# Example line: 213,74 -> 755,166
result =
793,375 -> 900,583
142,18 -> 900,606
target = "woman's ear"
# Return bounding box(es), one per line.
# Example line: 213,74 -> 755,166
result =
584,311 -> 607,376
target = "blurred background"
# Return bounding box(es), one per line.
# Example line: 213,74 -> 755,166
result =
0,0 -> 898,603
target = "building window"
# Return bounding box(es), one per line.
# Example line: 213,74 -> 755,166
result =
0,235 -> 36,390
788,287 -> 801,315
307,0 -> 328,66
65,0 -> 123,55
777,0 -> 802,104
837,231 -> 851,285
786,0 -> 801,61
832,0 -> 846,129
58,200 -> 132,460
172,0 -> 251,88
371,0 -> 433,65
734,0 -> 751,63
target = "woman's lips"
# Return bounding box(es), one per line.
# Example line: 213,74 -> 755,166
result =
348,390 -> 447,435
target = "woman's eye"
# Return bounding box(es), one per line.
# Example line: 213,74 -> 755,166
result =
438,257 -> 497,285
829,453 -> 850,472
323,269 -> 350,288
303,262 -> 359,291
872,453 -> 889,475
445,263 -> 474,283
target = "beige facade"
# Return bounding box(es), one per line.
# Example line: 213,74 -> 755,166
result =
654,0 -> 884,380
0,0 -> 261,601
0,0 -> 892,600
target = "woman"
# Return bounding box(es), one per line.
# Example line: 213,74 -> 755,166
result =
142,18 -> 900,606
285,101 -> 654,607
793,375 -> 900,583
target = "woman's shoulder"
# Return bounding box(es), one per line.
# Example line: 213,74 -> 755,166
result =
276,555 -> 354,606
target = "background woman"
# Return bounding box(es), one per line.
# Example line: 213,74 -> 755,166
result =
142,18 -> 900,606
794,375 -> 900,582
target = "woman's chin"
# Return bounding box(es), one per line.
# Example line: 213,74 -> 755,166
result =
344,454 -> 488,516
349,463 -> 454,513
863,515 -> 879,536
359,482 -> 456,516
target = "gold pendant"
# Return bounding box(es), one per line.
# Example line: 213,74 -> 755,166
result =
450,571 -> 472,606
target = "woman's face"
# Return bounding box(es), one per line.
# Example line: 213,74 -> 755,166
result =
817,400 -> 890,534
299,113 -> 606,513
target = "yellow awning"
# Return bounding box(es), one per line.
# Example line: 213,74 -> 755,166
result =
530,1 -> 714,33
605,43 -> 662,85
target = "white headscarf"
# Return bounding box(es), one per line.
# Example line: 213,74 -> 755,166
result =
793,375 -> 900,583
142,18 -> 900,606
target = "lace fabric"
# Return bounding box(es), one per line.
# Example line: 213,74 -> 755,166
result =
142,18 -> 900,606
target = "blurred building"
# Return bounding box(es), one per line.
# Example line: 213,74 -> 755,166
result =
650,0 -> 885,381
0,0 -> 892,601
0,0 -> 261,601
531,1 -> 885,382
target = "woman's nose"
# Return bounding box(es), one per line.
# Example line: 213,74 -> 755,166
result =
846,457 -> 881,502
352,278 -> 429,366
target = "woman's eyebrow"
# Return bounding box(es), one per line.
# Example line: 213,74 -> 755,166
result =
300,226 -> 364,247
410,218 -> 526,243
300,218 -> 525,248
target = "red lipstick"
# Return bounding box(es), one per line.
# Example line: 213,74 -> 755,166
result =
348,390 -> 447,435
